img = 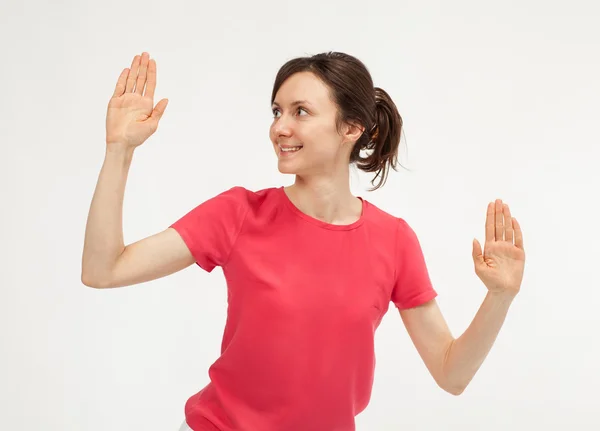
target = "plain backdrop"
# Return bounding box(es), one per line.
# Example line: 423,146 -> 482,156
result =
1,0 -> 599,430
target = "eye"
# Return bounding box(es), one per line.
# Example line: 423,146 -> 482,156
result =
271,107 -> 309,118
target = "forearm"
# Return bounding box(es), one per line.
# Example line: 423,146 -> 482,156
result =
81,144 -> 135,286
442,291 -> 515,394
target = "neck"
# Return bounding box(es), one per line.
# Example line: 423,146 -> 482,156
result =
285,176 -> 361,225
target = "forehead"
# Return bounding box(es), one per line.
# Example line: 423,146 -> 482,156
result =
273,72 -> 333,107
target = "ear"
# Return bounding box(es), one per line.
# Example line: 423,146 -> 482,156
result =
341,121 -> 366,145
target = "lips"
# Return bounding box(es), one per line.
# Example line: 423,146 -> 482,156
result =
280,147 -> 302,152
278,145 -> 303,157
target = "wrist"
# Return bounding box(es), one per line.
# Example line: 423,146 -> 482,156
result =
105,142 -> 135,161
486,290 -> 517,304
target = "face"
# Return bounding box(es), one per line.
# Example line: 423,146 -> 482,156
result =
270,72 -> 362,177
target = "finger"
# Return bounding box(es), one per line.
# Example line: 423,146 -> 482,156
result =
513,217 -> 524,250
135,52 -> 150,96
125,54 -> 141,93
145,59 -> 157,100
503,204 -> 514,243
485,202 -> 494,243
145,99 -> 169,133
495,199 -> 504,241
150,98 -> 169,122
113,68 -> 129,98
472,238 -> 483,263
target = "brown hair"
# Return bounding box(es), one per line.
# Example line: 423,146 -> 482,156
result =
271,51 -> 405,191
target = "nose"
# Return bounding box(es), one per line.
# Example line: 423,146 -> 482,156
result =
272,114 -> 293,138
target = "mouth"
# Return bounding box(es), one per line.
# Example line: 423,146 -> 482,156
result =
278,145 -> 303,156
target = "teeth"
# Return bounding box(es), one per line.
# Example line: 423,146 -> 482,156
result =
281,146 -> 302,152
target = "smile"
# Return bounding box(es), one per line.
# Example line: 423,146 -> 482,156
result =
278,145 -> 303,157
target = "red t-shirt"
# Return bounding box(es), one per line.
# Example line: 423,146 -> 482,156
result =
170,186 -> 437,431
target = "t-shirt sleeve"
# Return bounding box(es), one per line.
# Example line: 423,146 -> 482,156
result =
169,186 -> 249,273
391,218 -> 438,309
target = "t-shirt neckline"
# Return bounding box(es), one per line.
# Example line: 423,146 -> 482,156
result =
278,186 -> 366,231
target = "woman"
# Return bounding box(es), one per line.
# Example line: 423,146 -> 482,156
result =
82,51 -> 526,431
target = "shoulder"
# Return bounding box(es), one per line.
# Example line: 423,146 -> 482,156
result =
220,185 -> 280,207
202,185 -> 284,222
362,199 -> 422,246
395,216 -> 418,236
215,185 -> 250,201
207,185 -> 268,206
362,198 -> 403,232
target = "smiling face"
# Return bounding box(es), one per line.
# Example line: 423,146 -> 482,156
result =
270,72 -> 354,177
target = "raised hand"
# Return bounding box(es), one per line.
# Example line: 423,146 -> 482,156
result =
105,52 -> 169,148
472,199 -> 526,298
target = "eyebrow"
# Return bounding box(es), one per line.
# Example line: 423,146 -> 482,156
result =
272,100 -> 312,108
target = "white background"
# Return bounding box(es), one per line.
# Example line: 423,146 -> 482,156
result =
1,0 -> 599,430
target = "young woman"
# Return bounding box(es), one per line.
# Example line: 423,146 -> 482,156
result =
82,51 -> 526,431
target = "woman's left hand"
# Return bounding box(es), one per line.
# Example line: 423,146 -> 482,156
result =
472,199 -> 526,298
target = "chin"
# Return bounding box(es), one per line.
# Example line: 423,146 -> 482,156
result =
277,164 -> 300,175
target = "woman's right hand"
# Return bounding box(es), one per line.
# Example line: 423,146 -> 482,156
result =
105,52 -> 169,149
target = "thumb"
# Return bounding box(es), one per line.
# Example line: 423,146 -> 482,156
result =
149,98 -> 169,124
472,238 -> 483,265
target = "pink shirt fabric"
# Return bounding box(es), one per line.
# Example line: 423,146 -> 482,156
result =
169,186 -> 437,430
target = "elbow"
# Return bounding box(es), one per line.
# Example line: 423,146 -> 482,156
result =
81,270 -> 109,289
444,384 -> 466,396
439,340 -> 466,396
81,273 -> 100,288
439,378 -> 467,396
436,372 -> 466,396
81,258 -> 100,288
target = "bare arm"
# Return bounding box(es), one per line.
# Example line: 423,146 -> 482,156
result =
398,300 -> 456,393
90,227 -> 195,289
399,293 -> 514,396
81,52 -> 185,288
81,144 -> 132,286
81,144 -> 194,288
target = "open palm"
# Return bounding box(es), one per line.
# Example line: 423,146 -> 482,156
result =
105,52 -> 168,148
472,199 -> 525,297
